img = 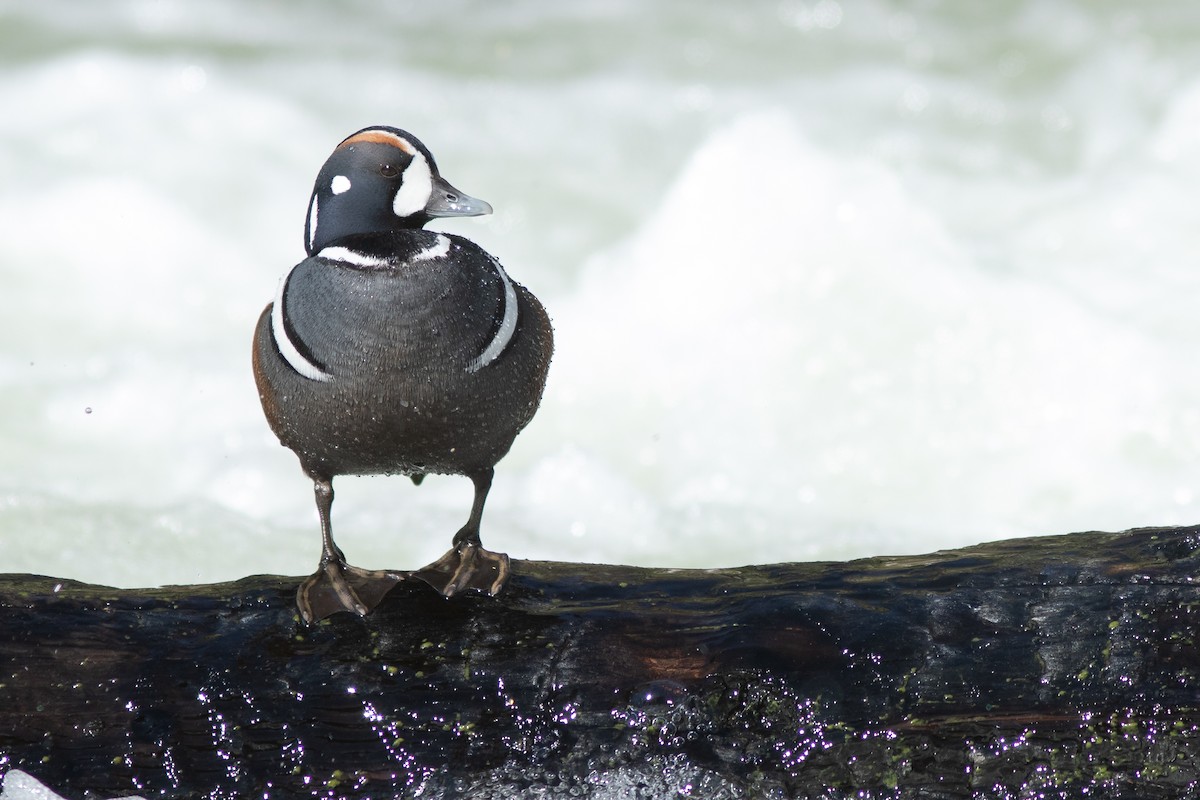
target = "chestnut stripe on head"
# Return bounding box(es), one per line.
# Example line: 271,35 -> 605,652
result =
336,129 -> 433,218
338,129 -> 417,154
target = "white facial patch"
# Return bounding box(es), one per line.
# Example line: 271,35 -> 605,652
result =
330,174 -> 351,195
391,150 -> 434,219
412,235 -> 451,262
467,257 -> 520,373
271,265 -> 332,382
318,246 -> 392,269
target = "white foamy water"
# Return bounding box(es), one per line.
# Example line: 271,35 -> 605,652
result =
3,0 -> 1200,594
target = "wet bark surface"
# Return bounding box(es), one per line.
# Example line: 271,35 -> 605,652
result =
4,525 -> 1200,798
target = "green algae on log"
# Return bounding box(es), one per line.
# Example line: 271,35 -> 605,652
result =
3,526 -> 1200,798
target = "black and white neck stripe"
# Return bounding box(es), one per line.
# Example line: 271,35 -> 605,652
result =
273,242 -> 519,380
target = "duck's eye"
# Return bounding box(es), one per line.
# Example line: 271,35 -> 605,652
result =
379,163 -> 400,178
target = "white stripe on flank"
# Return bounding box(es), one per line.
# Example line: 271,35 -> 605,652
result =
467,258 -> 519,373
412,235 -> 451,262
317,246 -> 392,269
272,264 -> 332,382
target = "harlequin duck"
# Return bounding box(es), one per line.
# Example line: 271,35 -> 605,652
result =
252,126 -> 553,623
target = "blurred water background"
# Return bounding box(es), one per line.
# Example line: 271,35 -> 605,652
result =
3,0 -> 1200,588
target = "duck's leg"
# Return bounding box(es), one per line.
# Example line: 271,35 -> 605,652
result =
412,468 -> 511,597
296,475 -> 403,623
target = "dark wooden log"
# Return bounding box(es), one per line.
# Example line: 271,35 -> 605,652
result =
4,525 -> 1200,798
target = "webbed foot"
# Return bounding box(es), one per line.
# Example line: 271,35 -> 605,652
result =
412,542 -> 510,598
297,560 -> 404,623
